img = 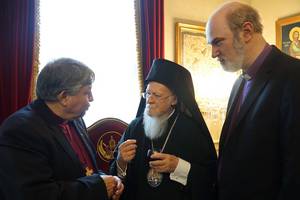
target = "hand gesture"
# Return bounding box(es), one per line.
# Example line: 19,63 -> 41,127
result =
111,176 -> 124,200
100,175 -> 117,198
149,152 -> 179,173
117,139 -> 137,170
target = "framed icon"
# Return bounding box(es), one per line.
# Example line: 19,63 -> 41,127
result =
276,14 -> 300,59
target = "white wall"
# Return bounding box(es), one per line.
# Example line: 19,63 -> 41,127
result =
251,0 -> 300,44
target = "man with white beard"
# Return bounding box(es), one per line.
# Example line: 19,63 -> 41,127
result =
143,100 -> 170,140
110,58 -> 217,200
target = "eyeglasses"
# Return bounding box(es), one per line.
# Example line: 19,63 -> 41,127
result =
142,91 -> 173,101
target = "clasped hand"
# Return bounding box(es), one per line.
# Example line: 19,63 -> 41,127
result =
101,175 -> 124,200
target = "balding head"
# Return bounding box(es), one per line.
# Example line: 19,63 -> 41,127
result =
207,2 -> 263,38
206,2 -> 266,71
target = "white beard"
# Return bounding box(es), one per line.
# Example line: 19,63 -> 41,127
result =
222,36 -> 245,72
143,110 -> 169,140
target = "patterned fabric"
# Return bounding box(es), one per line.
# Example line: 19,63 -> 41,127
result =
87,118 -> 128,173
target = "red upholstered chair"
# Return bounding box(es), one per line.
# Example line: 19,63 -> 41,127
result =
87,118 -> 128,174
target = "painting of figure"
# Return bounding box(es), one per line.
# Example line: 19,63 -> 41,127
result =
276,14 -> 300,59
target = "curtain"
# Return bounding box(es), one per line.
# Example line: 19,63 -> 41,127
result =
0,0 -> 39,124
135,0 -> 164,92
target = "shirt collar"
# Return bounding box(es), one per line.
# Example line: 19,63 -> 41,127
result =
243,43 -> 272,80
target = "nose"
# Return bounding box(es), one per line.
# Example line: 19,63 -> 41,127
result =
146,95 -> 155,104
211,46 -> 219,58
88,93 -> 94,102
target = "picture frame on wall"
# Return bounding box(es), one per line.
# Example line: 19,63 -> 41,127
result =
175,22 -> 207,65
276,14 -> 300,59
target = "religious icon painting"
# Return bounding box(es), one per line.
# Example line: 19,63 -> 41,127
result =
276,14 -> 300,59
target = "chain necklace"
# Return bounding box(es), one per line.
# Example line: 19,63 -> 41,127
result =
147,112 -> 179,187
151,113 -> 179,153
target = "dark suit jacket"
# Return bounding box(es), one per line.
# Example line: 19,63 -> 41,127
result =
0,99 -> 108,200
218,45 -> 300,200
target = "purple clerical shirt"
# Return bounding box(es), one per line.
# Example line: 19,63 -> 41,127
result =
226,44 -> 272,142
240,44 -> 272,106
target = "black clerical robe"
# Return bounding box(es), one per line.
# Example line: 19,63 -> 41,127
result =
110,112 -> 217,200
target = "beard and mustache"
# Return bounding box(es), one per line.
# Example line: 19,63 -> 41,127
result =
220,36 -> 245,72
143,109 -> 173,140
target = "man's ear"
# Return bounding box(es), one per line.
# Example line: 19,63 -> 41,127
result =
242,22 -> 254,43
171,96 -> 178,106
57,91 -> 69,106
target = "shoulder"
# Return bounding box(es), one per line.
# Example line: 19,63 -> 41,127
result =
176,113 -> 214,142
262,46 -> 300,87
276,50 -> 300,81
270,46 -> 300,70
0,104 -> 49,149
127,116 -> 143,130
1,104 -> 40,133
174,113 -> 217,156
176,113 -> 203,135
122,116 -> 143,139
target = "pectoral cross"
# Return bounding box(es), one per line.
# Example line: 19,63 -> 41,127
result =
85,167 -> 94,176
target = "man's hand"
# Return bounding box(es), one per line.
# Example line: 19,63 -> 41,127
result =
149,152 -> 179,173
117,139 -> 137,170
100,175 -> 117,198
111,176 -> 124,200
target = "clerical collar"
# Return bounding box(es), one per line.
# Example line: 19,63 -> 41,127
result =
243,43 -> 272,81
241,73 -> 251,81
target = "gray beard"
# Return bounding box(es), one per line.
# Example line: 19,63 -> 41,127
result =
143,110 -> 169,140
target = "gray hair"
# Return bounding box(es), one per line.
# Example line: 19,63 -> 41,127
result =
226,4 -> 263,37
36,58 -> 95,101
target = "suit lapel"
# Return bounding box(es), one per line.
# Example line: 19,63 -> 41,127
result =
72,120 -> 99,170
48,125 -> 83,167
219,76 -> 244,151
222,49 -> 275,149
235,70 -> 271,126
227,76 -> 244,115
32,99 -> 83,170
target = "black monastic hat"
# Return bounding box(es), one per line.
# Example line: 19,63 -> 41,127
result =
136,58 -> 210,137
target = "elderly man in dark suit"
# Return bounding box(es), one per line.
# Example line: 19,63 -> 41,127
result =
0,58 -> 123,200
206,2 -> 300,200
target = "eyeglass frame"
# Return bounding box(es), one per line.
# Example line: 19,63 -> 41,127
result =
142,91 -> 173,101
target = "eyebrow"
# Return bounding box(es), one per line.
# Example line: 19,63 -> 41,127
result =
145,90 -> 161,95
210,37 -> 225,45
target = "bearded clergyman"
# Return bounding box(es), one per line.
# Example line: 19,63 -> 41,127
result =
110,58 -> 217,200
